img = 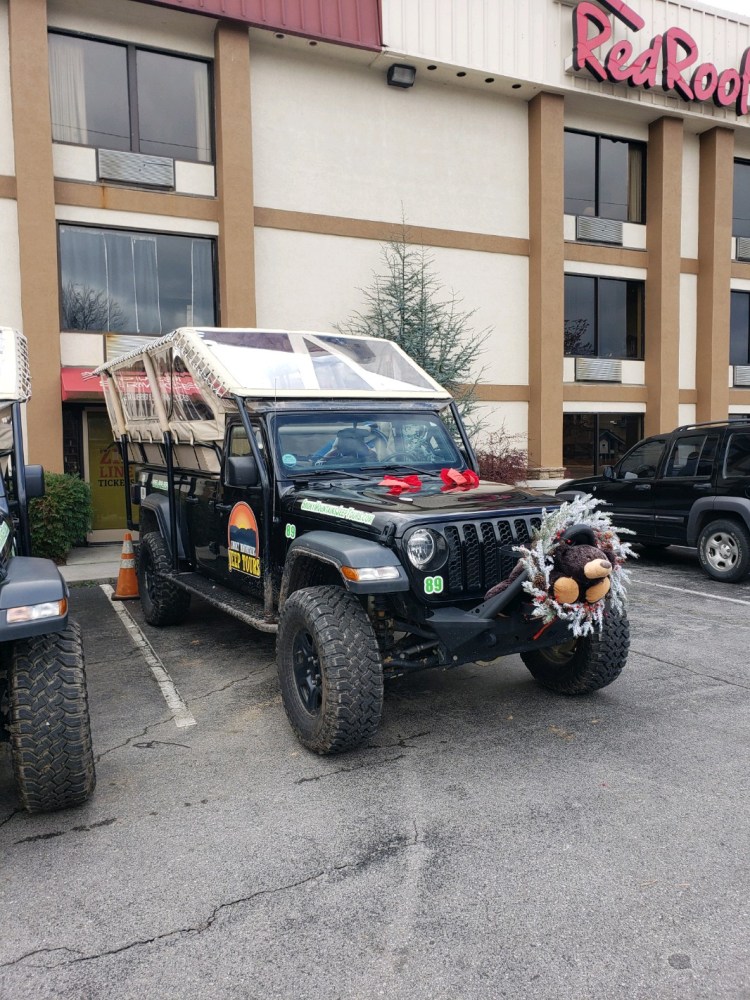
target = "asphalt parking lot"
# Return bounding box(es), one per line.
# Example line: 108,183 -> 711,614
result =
1,548 -> 749,1000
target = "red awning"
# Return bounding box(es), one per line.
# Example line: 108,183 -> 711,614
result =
61,367 -> 104,402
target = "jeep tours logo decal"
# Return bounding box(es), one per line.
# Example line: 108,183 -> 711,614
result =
228,502 -> 261,577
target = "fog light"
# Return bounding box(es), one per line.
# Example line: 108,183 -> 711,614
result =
7,598 -> 67,624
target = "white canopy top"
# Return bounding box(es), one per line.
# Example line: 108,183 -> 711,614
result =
0,327 -> 31,405
94,328 -> 450,445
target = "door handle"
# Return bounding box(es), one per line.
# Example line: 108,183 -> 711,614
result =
184,495 -> 199,504
215,502 -> 233,513
693,482 -> 712,491
634,484 -> 651,491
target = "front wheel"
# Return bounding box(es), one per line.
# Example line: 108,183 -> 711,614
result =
137,532 -> 191,626
697,519 -> 750,583
8,622 -> 96,813
521,608 -> 630,695
277,586 -> 384,754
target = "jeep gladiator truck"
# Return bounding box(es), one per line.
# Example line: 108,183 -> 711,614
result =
0,327 -> 95,811
95,327 -> 630,754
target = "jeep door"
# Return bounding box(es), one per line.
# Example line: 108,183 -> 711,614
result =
592,436 -> 668,540
652,431 -> 720,543
211,422 -> 265,595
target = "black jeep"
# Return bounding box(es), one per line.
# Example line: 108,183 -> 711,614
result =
0,327 -> 95,811
97,327 -> 630,754
557,419 -> 750,582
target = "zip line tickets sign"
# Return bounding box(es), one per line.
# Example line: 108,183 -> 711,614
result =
572,0 -> 750,115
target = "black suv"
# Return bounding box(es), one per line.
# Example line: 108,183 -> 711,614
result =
557,419 -> 750,583
97,327 -> 631,755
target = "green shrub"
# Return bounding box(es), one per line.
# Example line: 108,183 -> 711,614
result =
29,473 -> 92,563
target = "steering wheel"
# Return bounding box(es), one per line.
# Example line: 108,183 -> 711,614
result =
365,429 -> 389,450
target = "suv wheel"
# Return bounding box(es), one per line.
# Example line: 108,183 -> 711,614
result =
8,622 -> 96,812
137,532 -> 191,626
521,608 -> 630,695
277,586 -> 384,754
697,519 -> 750,583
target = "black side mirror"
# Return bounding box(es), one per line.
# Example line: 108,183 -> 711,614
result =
602,465 -> 615,481
225,455 -> 259,488
24,464 -> 45,499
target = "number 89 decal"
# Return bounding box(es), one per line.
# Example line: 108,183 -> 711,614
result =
423,575 -> 444,595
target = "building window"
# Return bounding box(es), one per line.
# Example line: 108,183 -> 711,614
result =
564,275 -> 644,360
563,413 -> 644,478
564,130 -> 646,223
59,225 -> 216,335
48,31 -> 212,163
731,292 -> 750,366
733,161 -> 750,238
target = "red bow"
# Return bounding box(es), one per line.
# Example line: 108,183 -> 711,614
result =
440,468 -> 480,490
379,475 -> 422,495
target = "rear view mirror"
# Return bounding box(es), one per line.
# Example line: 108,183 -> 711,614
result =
603,465 -> 615,481
225,455 -> 259,488
24,464 -> 45,499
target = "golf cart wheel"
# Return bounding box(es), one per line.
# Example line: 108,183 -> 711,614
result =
277,585 -> 384,754
137,532 -> 191,626
521,608 -> 630,695
697,519 -> 750,583
9,621 -> 96,813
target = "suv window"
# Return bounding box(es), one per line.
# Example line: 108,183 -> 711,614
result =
617,438 -> 667,480
723,432 -> 750,478
665,433 -> 719,478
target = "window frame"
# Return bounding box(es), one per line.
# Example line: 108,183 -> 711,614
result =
57,221 -> 218,336
48,28 -> 215,164
733,159 -> 750,238
563,412 -> 645,477
564,273 -> 645,361
730,290 -> 750,366
564,127 -> 647,225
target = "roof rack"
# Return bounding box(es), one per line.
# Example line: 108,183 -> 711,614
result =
674,418 -> 750,431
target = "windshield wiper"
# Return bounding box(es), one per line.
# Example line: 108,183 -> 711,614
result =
360,463 -> 441,478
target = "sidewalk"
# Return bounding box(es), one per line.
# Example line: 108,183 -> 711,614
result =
60,543 -> 123,584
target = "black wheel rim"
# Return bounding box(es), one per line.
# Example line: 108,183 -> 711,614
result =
292,630 -> 323,716
143,552 -> 156,602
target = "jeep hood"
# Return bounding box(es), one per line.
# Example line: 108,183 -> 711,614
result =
285,478 -> 559,525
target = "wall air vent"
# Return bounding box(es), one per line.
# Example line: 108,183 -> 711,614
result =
733,365 -> 750,387
97,149 -> 174,188
575,357 -> 622,382
736,237 -> 750,262
576,216 -> 623,245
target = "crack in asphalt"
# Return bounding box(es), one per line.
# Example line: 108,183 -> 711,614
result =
295,753 -> 406,784
189,669 -> 267,703
370,730 -> 432,750
0,809 -> 21,830
634,648 -> 750,692
0,827 -> 425,971
94,716 -> 178,763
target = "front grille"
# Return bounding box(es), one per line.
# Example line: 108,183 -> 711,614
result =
435,515 -> 542,598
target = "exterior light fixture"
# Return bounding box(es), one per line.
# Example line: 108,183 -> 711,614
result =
387,63 -> 416,89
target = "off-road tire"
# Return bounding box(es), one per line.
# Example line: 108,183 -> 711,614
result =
277,585 -> 384,754
521,608 -> 630,695
697,518 -> 750,583
138,532 -> 191,626
8,621 -> 96,813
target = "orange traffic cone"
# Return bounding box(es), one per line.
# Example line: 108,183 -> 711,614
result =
112,532 -> 139,601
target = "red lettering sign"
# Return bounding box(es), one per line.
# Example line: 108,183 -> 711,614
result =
572,1 -> 750,118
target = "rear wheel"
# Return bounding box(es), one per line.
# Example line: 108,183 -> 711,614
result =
521,608 -> 630,695
277,586 -> 383,754
8,622 -> 96,813
697,519 -> 750,583
137,532 -> 191,626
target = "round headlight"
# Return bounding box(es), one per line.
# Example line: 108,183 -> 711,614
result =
407,528 -> 437,569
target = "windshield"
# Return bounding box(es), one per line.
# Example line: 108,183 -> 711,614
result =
274,411 -> 463,475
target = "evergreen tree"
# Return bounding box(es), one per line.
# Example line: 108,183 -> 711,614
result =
336,225 -> 488,417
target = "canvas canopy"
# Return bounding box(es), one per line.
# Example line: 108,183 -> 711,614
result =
0,327 -> 32,406
94,327 -> 450,446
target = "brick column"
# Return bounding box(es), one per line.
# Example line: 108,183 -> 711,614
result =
527,92 -> 565,477
696,127 -> 734,423
644,117 -> 684,437
214,21 -> 257,326
8,0 -> 63,471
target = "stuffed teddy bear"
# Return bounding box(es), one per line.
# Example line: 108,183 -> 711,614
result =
484,532 -> 614,606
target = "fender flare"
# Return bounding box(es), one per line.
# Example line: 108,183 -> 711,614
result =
139,494 -> 189,561
279,530 -> 409,607
687,496 -> 750,546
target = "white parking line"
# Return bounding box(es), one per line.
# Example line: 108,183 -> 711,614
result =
637,579 -> 750,607
100,583 -> 197,729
